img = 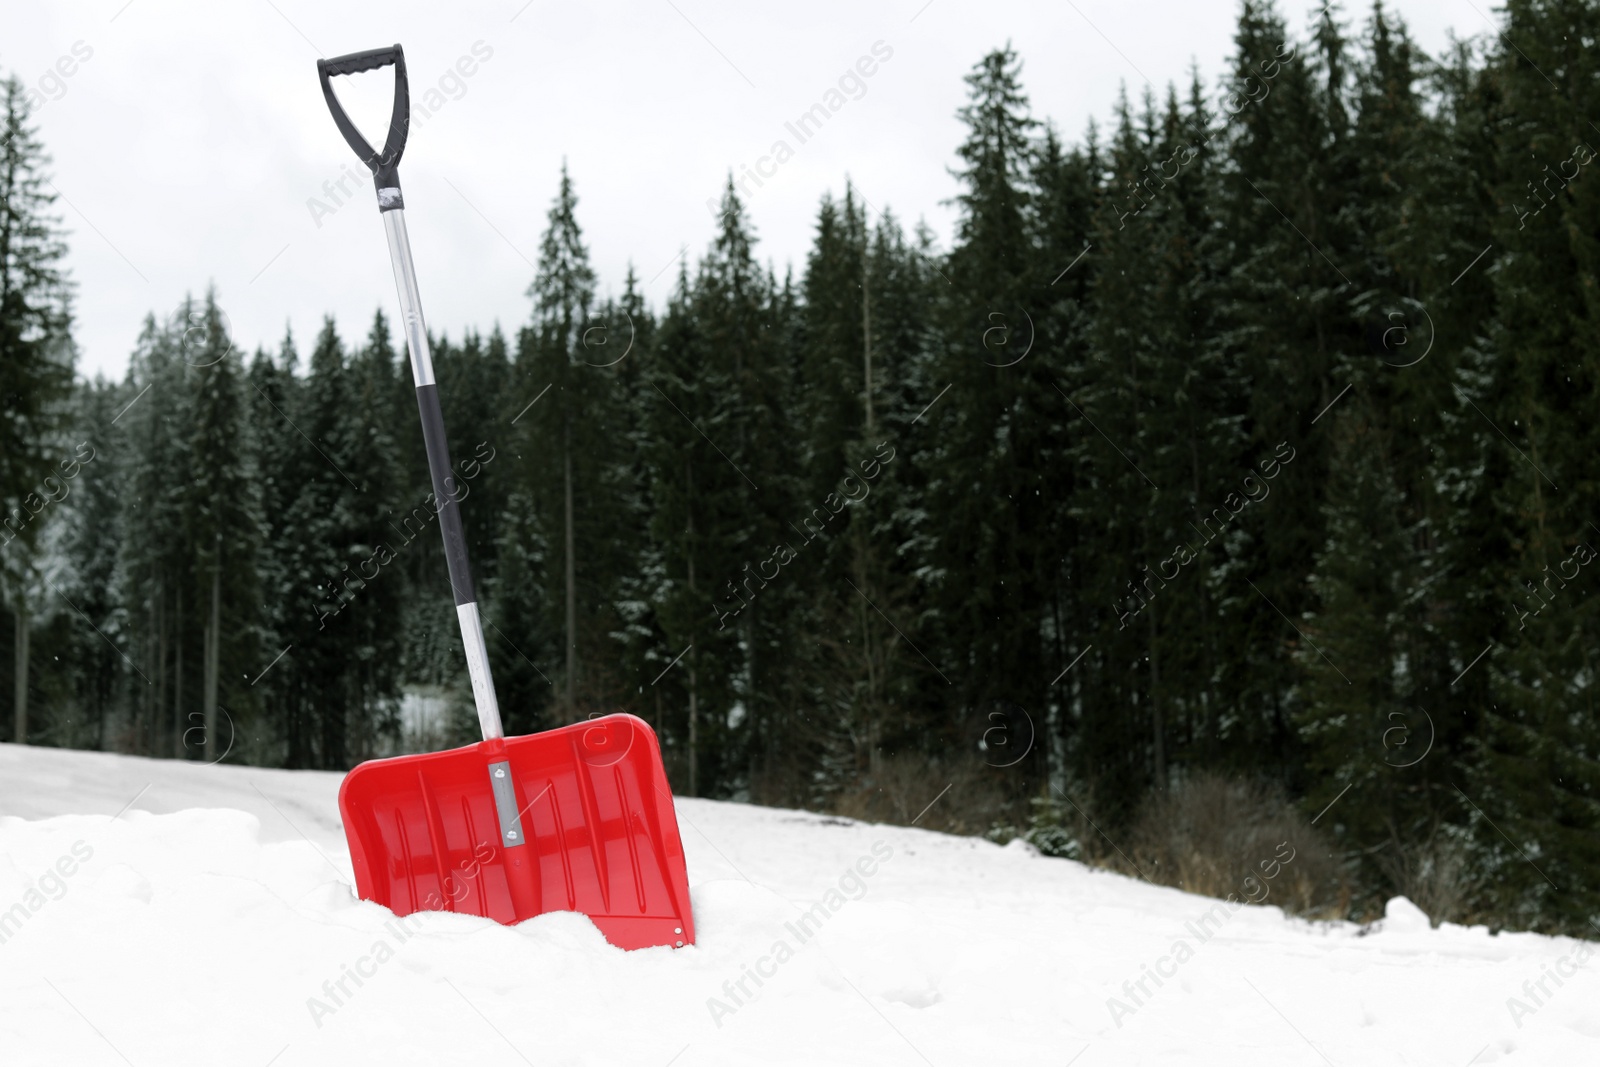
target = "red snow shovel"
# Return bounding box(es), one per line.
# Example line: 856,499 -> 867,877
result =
316,45 -> 694,951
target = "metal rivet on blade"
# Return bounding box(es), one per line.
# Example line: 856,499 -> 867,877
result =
494,768 -> 505,777
507,831 -> 518,839
674,927 -> 682,934
675,940 -> 684,947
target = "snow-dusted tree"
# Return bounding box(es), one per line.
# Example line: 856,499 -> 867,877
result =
0,74 -> 74,743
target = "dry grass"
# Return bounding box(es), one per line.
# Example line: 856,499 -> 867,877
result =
829,750 -> 1020,836
826,759 -> 1351,920
1121,773 -> 1345,917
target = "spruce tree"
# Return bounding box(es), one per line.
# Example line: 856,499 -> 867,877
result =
793,186 -> 899,791
1072,78 -> 1242,810
642,265 -> 723,794
1295,4 -> 1484,912
247,332 -> 304,764
512,163 -> 648,721
0,74 -> 74,744
0,73 -> 73,530
639,188 -> 782,796
57,378 -> 125,749
339,310 -> 406,759
117,313 -> 194,756
923,44 -> 1055,775
698,180 -> 800,798
599,269 -> 675,737
1210,1 -> 1361,786
183,289 -> 259,762
1464,0 -> 1600,932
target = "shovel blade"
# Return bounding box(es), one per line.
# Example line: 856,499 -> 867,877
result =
338,713 -> 694,950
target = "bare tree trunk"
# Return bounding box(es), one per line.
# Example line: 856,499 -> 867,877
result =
203,536 -> 220,762
686,455 -> 697,798
146,588 -> 156,754
855,560 -> 876,777
173,586 -> 184,759
864,255 -> 876,438
13,600 -> 28,744
156,577 -> 167,757
1148,601 -> 1165,790
858,214 -> 878,777
688,657 -> 698,798
1048,588 -> 1067,793
1132,344 -> 1164,791
1190,425 -> 1218,758
861,223 -> 874,437
200,621 -> 212,759
564,418 -> 577,712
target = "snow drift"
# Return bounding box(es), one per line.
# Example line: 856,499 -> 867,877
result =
0,742 -> 1594,1065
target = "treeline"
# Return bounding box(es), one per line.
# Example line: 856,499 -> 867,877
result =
4,0 -> 1599,934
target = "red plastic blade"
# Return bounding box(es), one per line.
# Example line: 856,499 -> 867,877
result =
338,713 -> 694,950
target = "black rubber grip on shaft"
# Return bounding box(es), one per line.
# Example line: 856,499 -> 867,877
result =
414,383 -> 476,607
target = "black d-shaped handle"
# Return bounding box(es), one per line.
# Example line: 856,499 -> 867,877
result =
317,44 -> 409,208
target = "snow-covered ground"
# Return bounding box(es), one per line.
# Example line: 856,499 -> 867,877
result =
1,742 -> 1594,1065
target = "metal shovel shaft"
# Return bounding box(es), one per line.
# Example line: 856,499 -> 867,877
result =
381,206 -> 505,743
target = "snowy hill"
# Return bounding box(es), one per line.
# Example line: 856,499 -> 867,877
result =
0,743 -> 1593,1065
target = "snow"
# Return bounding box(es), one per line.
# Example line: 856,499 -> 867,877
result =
1,742 -> 1595,1065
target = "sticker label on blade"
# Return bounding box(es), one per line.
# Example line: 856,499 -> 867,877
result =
487,760 -> 526,848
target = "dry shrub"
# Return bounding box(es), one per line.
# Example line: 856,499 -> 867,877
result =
830,750 -> 1019,835
1124,773 -> 1345,917
1375,835 -> 1474,926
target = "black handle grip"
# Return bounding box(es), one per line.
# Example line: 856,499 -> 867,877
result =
322,46 -> 399,76
316,43 -> 409,207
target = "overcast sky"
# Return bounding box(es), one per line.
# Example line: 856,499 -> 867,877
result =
9,0 -> 1486,381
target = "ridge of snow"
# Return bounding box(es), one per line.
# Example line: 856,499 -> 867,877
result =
1,742 -> 1594,1064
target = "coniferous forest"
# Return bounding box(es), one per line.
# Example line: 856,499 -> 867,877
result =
4,1 -> 1600,936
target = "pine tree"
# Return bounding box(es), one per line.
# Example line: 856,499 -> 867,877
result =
1295,4 -> 1485,912
1029,122 -> 1100,792
1069,77 -> 1243,811
183,289 -> 258,762
1463,0 -> 1600,933
700,180 -> 801,798
598,269 -> 673,736
1299,394 -> 1421,902
0,74 -> 74,744
512,162 -> 649,721
248,332 -> 305,764
336,310 -> 406,759
261,319 -> 362,767
922,44 -> 1063,802
57,378 -> 125,748
530,163 -> 595,714
117,313 -> 194,756
642,265 -> 725,794
1074,90 -> 1169,810
305,319 -> 363,767
794,186 -> 884,790
0,73 -> 73,529
639,183 -> 792,796
1208,1 -> 1362,787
